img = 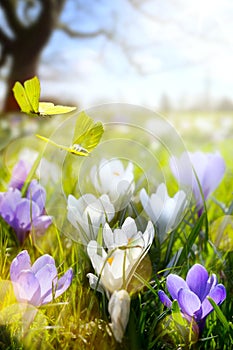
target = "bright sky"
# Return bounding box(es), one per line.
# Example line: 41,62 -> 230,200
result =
2,0 -> 233,110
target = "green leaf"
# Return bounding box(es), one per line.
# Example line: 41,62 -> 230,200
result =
171,300 -> 187,327
209,215 -> 233,251
21,150 -> 44,197
176,213 -> 204,266
207,297 -> 229,330
96,224 -> 103,248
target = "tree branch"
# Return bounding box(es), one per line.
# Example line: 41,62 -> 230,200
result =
0,0 -> 23,34
0,27 -> 14,65
57,21 -> 113,39
0,27 -> 10,45
55,0 -> 66,13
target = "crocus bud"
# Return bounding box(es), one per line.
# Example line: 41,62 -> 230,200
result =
108,289 -> 130,343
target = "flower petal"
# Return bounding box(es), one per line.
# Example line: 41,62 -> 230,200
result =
114,228 -> 129,247
201,284 -> 227,319
0,189 -> 22,225
53,268 -> 73,299
186,264 -> 209,302
121,217 -> 138,238
99,194 -> 115,221
201,153 -> 225,200
166,274 -> 188,300
178,288 -> 202,320
13,271 -> 41,306
158,290 -> 172,308
34,263 -> 57,300
87,240 -> 98,257
86,273 -> 105,294
31,254 -> 55,274
103,223 -> 115,249
32,215 -> 52,236
26,180 -> 46,213
202,273 -> 218,300
9,160 -> 31,190
140,188 -> 158,223
170,152 -> 193,188
10,250 -> 31,282
142,221 -> 155,247
87,240 -> 107,275
14,198 -> 40,229
108,290 -> 131,343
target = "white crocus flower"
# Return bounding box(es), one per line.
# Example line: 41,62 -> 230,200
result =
108,290 -> 131,343
140,183 -> 187,243
87,217 -> 154,296
90,158 -> 135,211
103,216 -> 152,252
67,193 -> 114,245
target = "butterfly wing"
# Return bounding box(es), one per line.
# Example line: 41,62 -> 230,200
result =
38,102 -> 76,116
12,81 -> 33,114
36,134 -> 88,156
73,112 -> 104,152
24,76 -> 40,113
73,111 -> 95,141
74,122 -> 104,152
13,76 -> 76,117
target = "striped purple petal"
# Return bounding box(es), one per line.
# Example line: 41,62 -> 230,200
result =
201,284 -> 226,319
166,274 -> 188,300
186,264 -> 209,302
178,288 -> 202,320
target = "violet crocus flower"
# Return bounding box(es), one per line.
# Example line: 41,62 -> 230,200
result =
0,180 -> 52,243
8,160 -> 31,190
10,250 -> 73,306
158,264 -> 226,332
170,151 -> 225,213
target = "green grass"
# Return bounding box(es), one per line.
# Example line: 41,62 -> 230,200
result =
0,111 -> 233,349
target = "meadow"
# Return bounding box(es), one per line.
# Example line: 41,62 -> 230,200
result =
0,105 -> 232,350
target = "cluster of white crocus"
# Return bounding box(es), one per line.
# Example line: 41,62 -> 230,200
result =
66,158 -> 188,343
90,158 -> 135,211
140,183 -> 187,243
67,158 -> 135,246
87,217 -> 154,342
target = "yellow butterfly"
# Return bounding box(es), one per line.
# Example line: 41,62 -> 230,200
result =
36,111 -> 104,156
12,76 -> 76,116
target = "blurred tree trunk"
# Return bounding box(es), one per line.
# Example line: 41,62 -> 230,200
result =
0,0 -> 66,112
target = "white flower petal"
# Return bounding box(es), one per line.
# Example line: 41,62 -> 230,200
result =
122,217 -> 138,238
86,273 -> 105,294
108,290 -> 131,343
103,223 -> 115,249
141,184 -> 186,242
90,158 -> 135,211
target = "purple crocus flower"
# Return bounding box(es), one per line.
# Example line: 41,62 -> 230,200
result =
158,264 -> 226,332
0,180 -> 52,243
9,159 -> 31,190
170,151 -> 225,213
10,250 -> 73,306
